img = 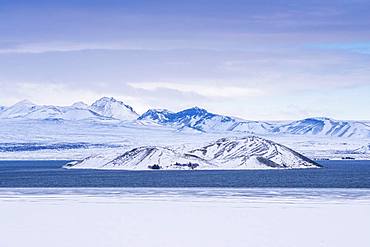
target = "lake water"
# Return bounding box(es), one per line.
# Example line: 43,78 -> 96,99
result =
0,160 -> 370,188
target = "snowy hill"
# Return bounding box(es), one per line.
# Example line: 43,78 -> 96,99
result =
228,121 -> 276,133
66,136 -> 320,170
274,117 -> 370,138
0,100 -> 38,119
66,146 -> 213,170
188,136 -> 319,169
90,97 -> 138,121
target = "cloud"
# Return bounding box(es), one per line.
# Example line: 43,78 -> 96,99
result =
0,42 -> 146,54
307,42 -> 370,54
128,82 -> 264,98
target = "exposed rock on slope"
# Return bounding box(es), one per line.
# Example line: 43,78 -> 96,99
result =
189,136 -> 319,169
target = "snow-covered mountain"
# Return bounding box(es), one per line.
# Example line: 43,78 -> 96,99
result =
227,121 -> 276,133
0,100 -> 106,121
0,97 -> 138,121
1,98 -> 369,138
0,100 -> 37,119
138,107 -> 272,133
137,107 -> 234,132
139,109 -> 370,138
273,117 -> 370,138
90,97 -> 138,121
66,136 -> 320,170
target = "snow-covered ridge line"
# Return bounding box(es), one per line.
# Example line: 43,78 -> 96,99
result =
139,108 -> 370,138
65,136 -> 321,170
1,97 -> 370,138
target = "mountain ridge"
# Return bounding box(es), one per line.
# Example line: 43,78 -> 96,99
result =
0,97 -> 138,121
1,97 -> 369,138
139,107 -> 370,138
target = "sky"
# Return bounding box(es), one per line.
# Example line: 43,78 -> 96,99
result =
0,0 -> 370,120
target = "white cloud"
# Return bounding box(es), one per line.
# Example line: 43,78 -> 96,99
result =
128,82 -> 264,98
0,42 -> 145,54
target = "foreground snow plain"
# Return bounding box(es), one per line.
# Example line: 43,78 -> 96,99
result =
0,188 -> 369,247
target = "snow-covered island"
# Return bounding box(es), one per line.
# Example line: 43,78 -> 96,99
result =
65,136 -> 320,170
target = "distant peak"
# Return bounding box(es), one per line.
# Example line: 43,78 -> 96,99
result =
303,117 -> 334,121
90,96 -> 138,120
92,97 -> 127,107
94,96 -> 117,103
71,101 -> 88,109
181,106 -> 208,114
13,99 -> 36,106
147,109 -> 172,113
190,106 -> 206,111
138,108 -> 173,121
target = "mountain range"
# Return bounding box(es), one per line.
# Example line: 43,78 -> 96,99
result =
1,97 -> 369,138
0,97 -> 138,121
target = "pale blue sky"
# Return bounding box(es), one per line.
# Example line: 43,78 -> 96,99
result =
0,0 -> 369,120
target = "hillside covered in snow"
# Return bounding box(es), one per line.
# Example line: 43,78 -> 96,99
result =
66,136 -> 320,170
